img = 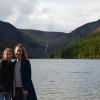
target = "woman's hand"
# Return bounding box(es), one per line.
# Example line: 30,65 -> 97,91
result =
23,90 -> 28,96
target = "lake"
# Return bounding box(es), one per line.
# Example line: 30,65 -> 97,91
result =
30,59 -> 100,100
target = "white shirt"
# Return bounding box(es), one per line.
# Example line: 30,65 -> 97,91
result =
15,62 -> 23,87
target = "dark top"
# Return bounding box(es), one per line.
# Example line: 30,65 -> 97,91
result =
0,60 -> 14,93
14,59 -> 37,100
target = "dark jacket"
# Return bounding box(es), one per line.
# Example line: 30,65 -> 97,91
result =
14,59 -> 37,100
0,60 -> 14,93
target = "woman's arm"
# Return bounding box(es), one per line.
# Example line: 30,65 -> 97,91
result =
22,59 -> 32,90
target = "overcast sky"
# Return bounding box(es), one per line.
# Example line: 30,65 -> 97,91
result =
0,0 -> 100,33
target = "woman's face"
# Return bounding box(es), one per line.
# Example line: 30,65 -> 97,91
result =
15,47 -> 23,59
4,51 -> 12,61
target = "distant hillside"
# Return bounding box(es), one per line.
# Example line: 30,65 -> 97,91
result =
0,20 -> 25,57
52,31 -> 100,59
0,21 -> 68,58
20,29 -> 69,53
0,19 -> 100,58
68,19 -> 100,44
0,21 -> 23,46
0,21 -> 45,58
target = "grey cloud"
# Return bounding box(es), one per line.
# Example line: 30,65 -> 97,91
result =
14,0 -> 36,15
0,0 -> 15,20
0,0 -> 37,20
0,0 -> 100,33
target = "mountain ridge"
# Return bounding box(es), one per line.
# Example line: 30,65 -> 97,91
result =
0,20 -> 68,58
60,31 -> 100,59
0,19 -> 100,58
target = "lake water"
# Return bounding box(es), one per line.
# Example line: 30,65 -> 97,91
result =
30,59 -> 100,100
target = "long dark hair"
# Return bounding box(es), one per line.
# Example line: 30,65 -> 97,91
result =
14,44 -> 27,60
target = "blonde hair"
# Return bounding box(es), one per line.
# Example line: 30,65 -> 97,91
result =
14,44 -> 27,59
2,48 -> 12,60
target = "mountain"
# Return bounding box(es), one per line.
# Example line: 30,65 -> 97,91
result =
0,19 -> 100,58
52,19 -> 100,58
20,29 -> 69,53
0,21 -> 68,58
19,29 -> 69,58
0,21 -> 45,58
0,21 -> 23,46
60,31 -> 100,59
68,19 -> 100,44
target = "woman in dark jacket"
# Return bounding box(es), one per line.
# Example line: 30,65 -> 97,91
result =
13,44 -> 37,100
0,48 -> 14,100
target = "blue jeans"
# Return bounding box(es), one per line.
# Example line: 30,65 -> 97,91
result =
0,92 -> 12,100
0,94 -> 4,100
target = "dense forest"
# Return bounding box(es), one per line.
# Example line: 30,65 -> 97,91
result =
52,32 -> 100,59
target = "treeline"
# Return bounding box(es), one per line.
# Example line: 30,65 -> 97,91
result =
52,32 -> 100,59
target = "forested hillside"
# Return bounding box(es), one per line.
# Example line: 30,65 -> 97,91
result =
52,32 -> 100,59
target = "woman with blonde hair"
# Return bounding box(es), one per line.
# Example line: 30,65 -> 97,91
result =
13,44 -> 37,100
0,48 -> 14,100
